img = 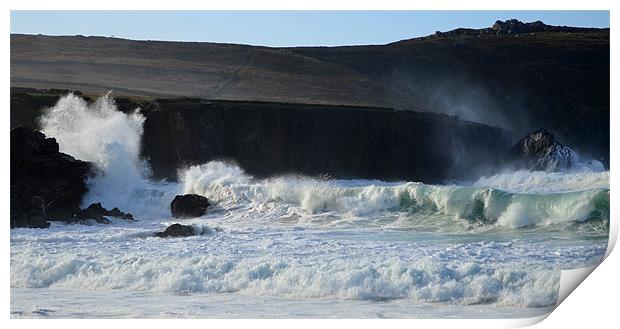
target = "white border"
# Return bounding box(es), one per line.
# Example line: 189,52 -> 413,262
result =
3,1 -> 617,328
3,1 -> 617,10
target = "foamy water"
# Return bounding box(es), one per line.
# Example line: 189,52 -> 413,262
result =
10,94 -> 610,318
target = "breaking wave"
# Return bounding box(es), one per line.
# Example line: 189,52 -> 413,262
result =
179,162 -> 609,229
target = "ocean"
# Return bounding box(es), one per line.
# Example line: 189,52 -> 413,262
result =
10,94 -> 610,318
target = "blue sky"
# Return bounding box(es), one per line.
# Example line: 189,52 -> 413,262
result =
10,11 -> 610,47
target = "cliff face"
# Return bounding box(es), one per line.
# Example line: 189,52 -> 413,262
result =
134,99 -> 510,183
10,91 -> 511,183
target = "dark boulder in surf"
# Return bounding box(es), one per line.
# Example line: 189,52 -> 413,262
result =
170,194 -> 210,218
75,203 -> 110,224
107,207 -> 134,220
155,223 -> 196,238
74,202 -> 134,224
509,129 -> 578,171
10,126 -> 93,228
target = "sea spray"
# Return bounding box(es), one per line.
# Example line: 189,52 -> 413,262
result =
179,161 -> 252,204
40,92 -> 145,174
39,93 -> 179,217
474,170 -> 610,194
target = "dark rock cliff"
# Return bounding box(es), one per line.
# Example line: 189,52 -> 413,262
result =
130,98 -> 511,183
15,90 -> 603,185
9,91 -> 513,183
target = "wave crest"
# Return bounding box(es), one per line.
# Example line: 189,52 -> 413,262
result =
178,162 -> 609,229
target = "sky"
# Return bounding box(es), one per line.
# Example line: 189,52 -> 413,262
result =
10,10 -> 610,47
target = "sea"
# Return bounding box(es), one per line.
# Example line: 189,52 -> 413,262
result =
10,93 -> 610,318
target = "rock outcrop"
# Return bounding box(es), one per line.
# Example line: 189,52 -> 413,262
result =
491,19 -> 596,35
171,194 -> 210,218
433,19 -> 604,37
73,202 -> 134,224
10,126 -> 93,228
155,223 -> 196,238
509,129 -> 578,171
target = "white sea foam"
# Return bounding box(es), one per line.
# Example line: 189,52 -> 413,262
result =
10,245 -> 560,307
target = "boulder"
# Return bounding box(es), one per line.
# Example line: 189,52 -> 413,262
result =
509,129 -> 577,171
74,202 -> 134,224
155,223 -> 196,238
107,207 -> 134,220
10,126 -> 93,228
170,194 -> 210,218
75,203 -> 110,224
